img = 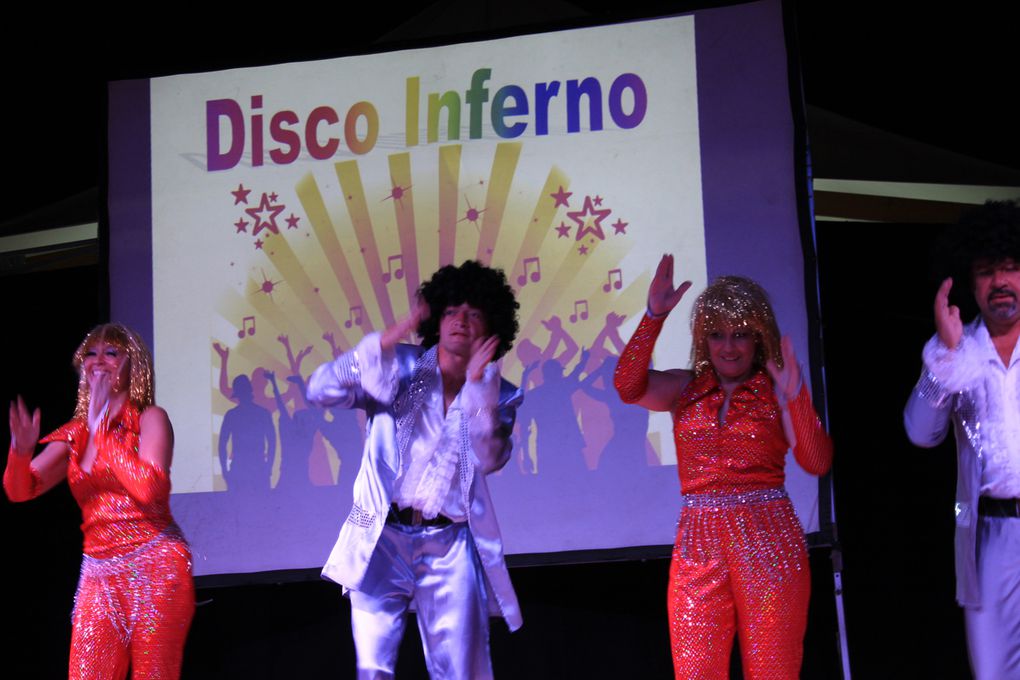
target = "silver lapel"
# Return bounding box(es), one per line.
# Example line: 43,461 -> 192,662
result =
394,346 -> 438,471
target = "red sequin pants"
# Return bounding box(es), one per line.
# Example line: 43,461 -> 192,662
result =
70,532 -> 195,680
668,489 -> 809,680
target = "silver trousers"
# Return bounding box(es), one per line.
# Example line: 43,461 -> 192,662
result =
350,521 -> 492,680
965,515 -> 1020,680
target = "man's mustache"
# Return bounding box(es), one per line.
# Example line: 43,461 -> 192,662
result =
988,286 -> 1017,303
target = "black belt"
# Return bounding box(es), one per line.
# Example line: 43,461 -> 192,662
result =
978,496 -> 1020,518
387,504 -> 453,527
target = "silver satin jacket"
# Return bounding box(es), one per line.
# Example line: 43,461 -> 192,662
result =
306,333 -> 524,630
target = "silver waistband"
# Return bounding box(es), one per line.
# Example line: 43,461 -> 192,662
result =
80,524 -> 187,578
679,486 -> 788,509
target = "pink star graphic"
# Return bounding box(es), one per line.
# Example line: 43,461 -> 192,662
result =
612,219 -> 628,235
578,244 -> 589,255
550,186 -> 572,208
245,192 -> 286,237
286,214 -> 300,229
593,195 -> 603,206
254,238 -> 264,250
269,192 -> 279,202
567,195 -> 612,242
231,184 -> 251,205
555,222 -> 571,239
234,218 -> 248,234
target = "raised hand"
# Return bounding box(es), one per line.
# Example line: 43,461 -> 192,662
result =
9,396 -> 40,456
213,342 -> 229,361
87,369 -> 114,433
381,297 -> 430,351
647,254 -> 692,317
935,277 -> 963,349
467,336 -> 500,382
541,316 -> 563,332
322,331 -> 340,359
766,336 -> 802,402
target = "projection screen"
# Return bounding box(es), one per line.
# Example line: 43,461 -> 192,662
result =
108,0 -> 822,577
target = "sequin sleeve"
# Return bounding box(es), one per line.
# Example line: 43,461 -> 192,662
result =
903,369 -> 953,448
3,446 -> 41,502
306,332 -> 397,408
786,383 -> 833,476
613,313 -> 666,404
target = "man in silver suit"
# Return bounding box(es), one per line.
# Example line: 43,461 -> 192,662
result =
905,200 -> 1020,680
307,260 -> 523,679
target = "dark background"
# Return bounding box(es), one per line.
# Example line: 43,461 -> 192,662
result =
2,1 -> 1016,677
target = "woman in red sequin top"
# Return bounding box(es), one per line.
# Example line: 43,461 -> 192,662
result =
4,324 -> 194,679
613,255 -> 832,679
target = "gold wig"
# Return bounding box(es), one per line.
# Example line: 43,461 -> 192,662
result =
72,324 -> 155,419
690,276 -> 782,376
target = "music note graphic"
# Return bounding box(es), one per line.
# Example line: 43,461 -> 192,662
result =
516,257 -> 541,287
381,254 -> 404,283
236,316 -> 256,338
344,306 -> 364,329
602,269 -> 623,293
569,300 -> 589,323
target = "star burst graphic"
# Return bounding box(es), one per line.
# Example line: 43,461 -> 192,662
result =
256,269 -> 283,300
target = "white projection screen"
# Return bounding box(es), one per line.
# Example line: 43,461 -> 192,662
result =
108,0 -> 824,577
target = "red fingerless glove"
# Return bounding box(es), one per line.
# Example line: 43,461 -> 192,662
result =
787,384 -> 833,476
97,429 -> 171,506
613,314 -> 665,404
3,446 -> 41,502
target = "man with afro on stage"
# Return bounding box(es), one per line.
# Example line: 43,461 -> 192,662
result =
307,260 -> 523,679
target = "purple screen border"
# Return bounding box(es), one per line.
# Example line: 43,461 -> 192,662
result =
108,79 -> 153,349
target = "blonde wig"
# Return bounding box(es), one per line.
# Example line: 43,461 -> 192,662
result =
72,324 -> 155,419
690,276 -> 782,376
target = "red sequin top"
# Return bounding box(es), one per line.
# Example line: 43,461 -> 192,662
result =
40,403 -> 175,559
614,314 -> 832,494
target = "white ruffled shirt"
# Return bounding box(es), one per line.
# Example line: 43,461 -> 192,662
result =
923,318 -> 1020,498
356,333 -> 502,521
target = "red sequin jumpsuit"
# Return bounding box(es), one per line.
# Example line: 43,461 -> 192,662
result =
4,403 -> 194,679
614,314 -> 832,680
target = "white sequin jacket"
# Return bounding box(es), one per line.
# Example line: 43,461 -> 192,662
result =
904,318 -> 1020,607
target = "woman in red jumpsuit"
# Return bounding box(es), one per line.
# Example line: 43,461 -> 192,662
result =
5,324 -> 194,679
614,256 -> 832,679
